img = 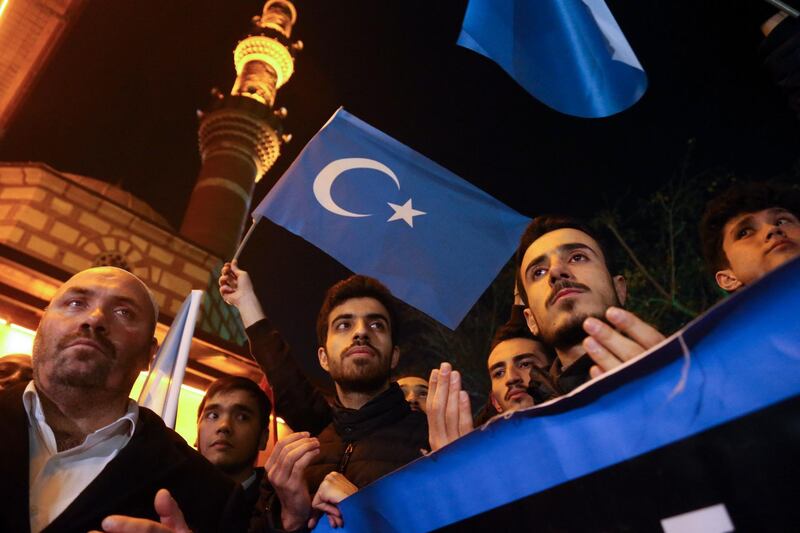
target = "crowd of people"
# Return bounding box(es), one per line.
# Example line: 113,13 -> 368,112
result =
0,178 -> 797,533
0,9 -> 798,533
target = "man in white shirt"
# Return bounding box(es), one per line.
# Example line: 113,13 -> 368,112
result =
0,267 -> 246,533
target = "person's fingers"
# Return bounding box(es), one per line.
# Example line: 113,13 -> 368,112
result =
583,335 -> 624,373
230,259 -> 242,276
429,363 -> 451,448
266,433 -> 313,480
583,317 -> 646,363
458,390 -> 473,437
444,370 -> 461,442
312,500 -> 341,517
153,489 -> 189,532
270,439 -> 318,485
288,445 -> 320,478
589,365 -> 603,380
426,368 -> 438,413
605,307 -> 665,350
100,516 -> 169,533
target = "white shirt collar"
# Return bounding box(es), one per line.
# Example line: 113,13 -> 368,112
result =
23,381 -> 138,452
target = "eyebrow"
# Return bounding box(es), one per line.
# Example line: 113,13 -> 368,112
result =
524,242 -> 599,279
59,287 -> 145,311
201,402 -> 256,414
330,312 -> 389,324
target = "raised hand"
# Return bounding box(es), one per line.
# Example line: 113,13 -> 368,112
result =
218,259 -> 266,327
265,432 -> 320,532
582,306 -> 666,379
426,362 -> 473,452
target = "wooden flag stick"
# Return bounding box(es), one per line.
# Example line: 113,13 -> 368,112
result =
232,215 -> 262,262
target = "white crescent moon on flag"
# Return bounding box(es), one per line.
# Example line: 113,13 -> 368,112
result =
312,158 -> 400,217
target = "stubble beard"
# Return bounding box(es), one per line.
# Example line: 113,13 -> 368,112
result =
329,344 -> 392,395
32,330 -> 116,390
541,292 -> 621,355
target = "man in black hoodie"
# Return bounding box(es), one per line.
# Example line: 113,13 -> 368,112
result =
220,262 -> 428,530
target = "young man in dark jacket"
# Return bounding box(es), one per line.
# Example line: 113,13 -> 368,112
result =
220,262 -> 428,530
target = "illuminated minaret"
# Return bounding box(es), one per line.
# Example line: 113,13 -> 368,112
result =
180,0 -> 301,258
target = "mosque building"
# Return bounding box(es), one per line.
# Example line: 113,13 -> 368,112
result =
0,0 -> 300,446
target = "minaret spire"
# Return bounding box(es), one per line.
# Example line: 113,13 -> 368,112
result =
180,0 -> 301,259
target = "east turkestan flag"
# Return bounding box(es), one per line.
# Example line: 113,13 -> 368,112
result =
253,108 -> 530,329
457,0 -> 647,118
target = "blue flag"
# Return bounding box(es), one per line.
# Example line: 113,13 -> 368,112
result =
457,0 -> 647,118
253,108 -> 530,329
312,256 -> 800,533
137,290 -> 202,428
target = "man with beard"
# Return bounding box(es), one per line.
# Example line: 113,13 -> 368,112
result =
515,215 -> 666,391
0,267 -> 246,533
700,181 -> 800,293
197,376 -> 271,514
219,262 -> 428,531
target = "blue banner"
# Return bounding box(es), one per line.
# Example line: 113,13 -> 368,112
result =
457,0 -> 648,118
314,256 -> 800,532
253,108 -> 530,329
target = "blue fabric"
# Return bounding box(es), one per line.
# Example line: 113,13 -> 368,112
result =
136,292 -> 192,427
253,108 -> 530,329
313,256 -> 800,532
457,0 -> 648,118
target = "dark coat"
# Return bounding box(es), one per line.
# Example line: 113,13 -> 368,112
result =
0,381 -> 249,533
246,319 -> 428,530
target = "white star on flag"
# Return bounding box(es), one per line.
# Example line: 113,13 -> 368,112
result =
387,199 -> 426,227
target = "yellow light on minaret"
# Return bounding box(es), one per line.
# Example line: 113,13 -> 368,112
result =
232,0 -> 300,107
179,0 -> 301,259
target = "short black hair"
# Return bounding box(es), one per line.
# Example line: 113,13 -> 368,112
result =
488,305 -> 556,366
316,275 -> 399,347
699,181 -> 800,273
514,215 -> 614,307
489,305 -> 538,351
197,376 -> 271,434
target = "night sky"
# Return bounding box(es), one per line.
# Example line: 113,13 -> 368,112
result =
1,0 -> 798,387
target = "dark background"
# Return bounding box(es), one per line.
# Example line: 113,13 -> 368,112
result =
1,0 -> 797,391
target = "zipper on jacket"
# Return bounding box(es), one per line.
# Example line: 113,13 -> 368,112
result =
337,442 -> 354,473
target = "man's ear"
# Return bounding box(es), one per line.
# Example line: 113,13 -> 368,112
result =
715,269 -> 743,292
318,346 -> 330,372
142,337 -> 158,371
390,346 -> 400,370
523,307 -> 539,336
490,394 -> 502,413
257,427 -> 269,451
612,275 -> 627,306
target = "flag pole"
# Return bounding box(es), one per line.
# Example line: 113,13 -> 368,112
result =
763,0 -> 800,17
232,215 -> 262,262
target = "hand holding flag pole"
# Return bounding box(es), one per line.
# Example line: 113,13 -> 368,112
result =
232,214 -> 263,262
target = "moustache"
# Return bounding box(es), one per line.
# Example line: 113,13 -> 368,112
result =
340,340 -> 377,359
505,386 -> 528,401
57,331 -> 116,359
548,280 -> 591,306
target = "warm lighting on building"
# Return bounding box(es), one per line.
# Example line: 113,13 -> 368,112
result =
0,0 -> 9,19
0,319 -> 35,355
